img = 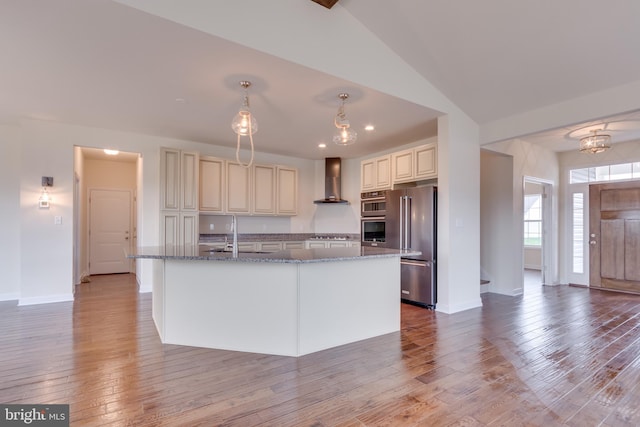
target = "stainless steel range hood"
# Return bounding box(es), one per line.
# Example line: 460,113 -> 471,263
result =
313,157 -> 349,204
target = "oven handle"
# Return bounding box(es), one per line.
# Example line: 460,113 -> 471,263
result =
361,216 -> 386,221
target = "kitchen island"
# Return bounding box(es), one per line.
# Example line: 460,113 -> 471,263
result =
129,245 -> 419,357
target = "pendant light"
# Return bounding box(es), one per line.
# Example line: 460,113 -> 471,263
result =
333,93 -> 357,146
579,129 -> 611,154
231,80 -> 257,167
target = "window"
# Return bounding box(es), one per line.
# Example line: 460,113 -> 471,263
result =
572,193 -> 584,274
570,162 -> 640,184
524,194 -> 542,246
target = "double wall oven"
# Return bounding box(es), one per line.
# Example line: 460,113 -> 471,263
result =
361,191 -> 387,246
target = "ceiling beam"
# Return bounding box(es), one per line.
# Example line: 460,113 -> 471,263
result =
311,0 -> 339,9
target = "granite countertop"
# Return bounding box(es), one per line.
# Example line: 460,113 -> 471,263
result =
127,245 -> 420,264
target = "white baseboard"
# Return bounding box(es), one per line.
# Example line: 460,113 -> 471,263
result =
436,298 -> 483,314
0,293 -> 19,302
19,293 -> 74,306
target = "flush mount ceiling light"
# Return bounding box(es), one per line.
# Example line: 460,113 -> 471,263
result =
332,93 -> 357,146
104,149 -> 119,156
580,129 -> 611,154
231,80 -> 257,167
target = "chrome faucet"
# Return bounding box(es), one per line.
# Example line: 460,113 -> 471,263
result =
231,214 -> 238,257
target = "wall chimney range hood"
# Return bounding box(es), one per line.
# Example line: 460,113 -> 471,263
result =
314,157 -> 349,204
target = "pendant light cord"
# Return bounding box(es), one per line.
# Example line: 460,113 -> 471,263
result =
235,120 -> 254,168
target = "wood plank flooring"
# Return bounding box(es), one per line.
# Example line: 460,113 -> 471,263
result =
3,274 -> 640,426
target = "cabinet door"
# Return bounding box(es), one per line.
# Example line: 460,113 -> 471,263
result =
253,164 -> 276,215
277,167 -> 298,215
414,143 -> 437,180
160,148 -> 181,210
226,162 -> 251,213
180,213 -> 198,255
392,149 -> 414,183
160,212 -> 180,254
258,242 -> 283,252
237,242 -> 258,252
305,241 -> 327,249
328,241 -> 349,248
375,155 -> 391,189
361,159 -> 376,191
199,157 -> 225,212
181,151 -> 199,211
283,241 -> 304,250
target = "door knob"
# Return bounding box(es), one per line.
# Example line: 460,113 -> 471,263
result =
590,241 -> 596,245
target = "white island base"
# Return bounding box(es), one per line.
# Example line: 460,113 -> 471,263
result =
153,257 -> 400,357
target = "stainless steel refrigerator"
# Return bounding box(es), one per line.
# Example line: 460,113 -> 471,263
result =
386,186 -> 436,308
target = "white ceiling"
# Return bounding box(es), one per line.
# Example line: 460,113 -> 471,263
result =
2,0 -> 640,159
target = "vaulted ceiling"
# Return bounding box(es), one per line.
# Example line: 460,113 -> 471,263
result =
2,0 -> 639,158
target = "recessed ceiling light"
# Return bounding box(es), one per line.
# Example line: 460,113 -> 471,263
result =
104,149 -> 119,156
364,125 -> 375,131
318,143 -> 327,149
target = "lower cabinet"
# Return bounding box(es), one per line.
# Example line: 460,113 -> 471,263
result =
282,241 -> 304,250
161,212 -> 198,255
304,240 -> 360,249
258,241 -> 283,252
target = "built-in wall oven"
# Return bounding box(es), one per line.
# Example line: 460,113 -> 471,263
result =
361,191 -> 388,246
361,216 -> 386,246
360,190 -> 387,217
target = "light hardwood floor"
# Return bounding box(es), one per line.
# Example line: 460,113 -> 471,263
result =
2,274 -> 640,426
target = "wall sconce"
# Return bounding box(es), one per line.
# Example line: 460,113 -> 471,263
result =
39,176 -> 53,209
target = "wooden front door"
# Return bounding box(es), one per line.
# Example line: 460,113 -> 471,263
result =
589,181 -> 640,293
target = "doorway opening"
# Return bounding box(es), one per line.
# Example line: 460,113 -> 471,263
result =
523,177 -> 553,292
73,147 -> 141,285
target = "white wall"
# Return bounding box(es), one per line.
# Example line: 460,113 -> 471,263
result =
483,138 -> 560,290
0,125 -> 22,300
480,150 -> 518,295
436,114 -> 482,314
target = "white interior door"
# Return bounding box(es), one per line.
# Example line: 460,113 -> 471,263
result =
89,189 -> 132,275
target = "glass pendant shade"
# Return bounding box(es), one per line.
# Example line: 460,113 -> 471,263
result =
231,109 -> 257,136
579,130 -> 610,154
333,126 -> 357,145
333,92 -> 357,145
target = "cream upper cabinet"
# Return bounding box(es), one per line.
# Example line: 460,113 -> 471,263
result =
414,143 -> 437,180
277,166 -> 298,215
252,164 -> 276,215
226,161 -> 251,214
361,155 -> 391,191
392,149 -> 415,183
160,148 -> 181,210
199,156 -> 225,212
375,155 -> 391,189
361,159 -> 376,191
160,148 -> 199,211
392,143 -> 437,184
180,151 -> 199,211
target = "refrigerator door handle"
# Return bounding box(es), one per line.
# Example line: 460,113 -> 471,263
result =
399,196 -> 404,249
406,196 -> 411,249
